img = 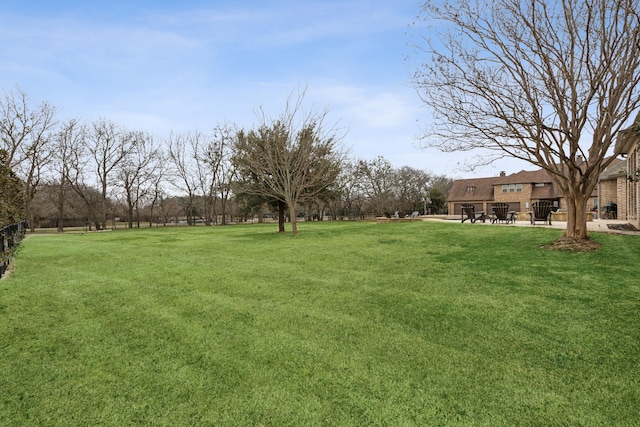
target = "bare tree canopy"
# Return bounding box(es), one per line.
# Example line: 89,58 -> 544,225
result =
86,119 -> 136,230
0,87 -> 57,230
234,92 -> 346,234
116,131 -> 164,228
166,131 -> 201,225
208,123 -> 238,225
411,0 -> 640,240
0,87 -> 56,169
51,118 -> 84,232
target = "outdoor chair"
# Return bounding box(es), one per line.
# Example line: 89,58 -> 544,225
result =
491,203 -> 514,224
529,201 -> 553,225
603,201 -> 617,219
461,204 -> 485,223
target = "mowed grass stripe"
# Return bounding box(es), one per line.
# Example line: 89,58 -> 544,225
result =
1,221 -> 639,425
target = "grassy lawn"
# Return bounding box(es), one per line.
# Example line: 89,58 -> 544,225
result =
1,221 -> 639,426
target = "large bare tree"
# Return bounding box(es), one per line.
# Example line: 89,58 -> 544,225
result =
0,87 -> 57,230
234,94 -> 346,234
191,128 -> 232,226
85,119 -> 136,230
51,118 -> 84,232
412,0 -> 640,240
116,131 -> 164,228
167,132 -> 200,225
207,123 -> 238,225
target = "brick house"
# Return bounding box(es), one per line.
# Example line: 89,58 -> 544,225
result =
596,157 -> 627,219
614,113 -> 640,228
448,169 -> 565,217
446,166 -> 617,218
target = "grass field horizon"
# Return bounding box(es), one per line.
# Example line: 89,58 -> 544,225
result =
1,221 -> 639,425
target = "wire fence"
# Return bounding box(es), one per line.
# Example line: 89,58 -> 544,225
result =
1,221 -> 27,279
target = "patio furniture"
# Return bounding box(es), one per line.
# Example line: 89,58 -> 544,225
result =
461,204 -> 485,223
603,201 -> 617,219
530,201 -> 553,225
491,203 -> 514,224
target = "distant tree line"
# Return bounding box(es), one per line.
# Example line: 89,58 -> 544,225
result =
1,87 -> 453,233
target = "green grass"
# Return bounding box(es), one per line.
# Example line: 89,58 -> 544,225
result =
1,221 -> 639,426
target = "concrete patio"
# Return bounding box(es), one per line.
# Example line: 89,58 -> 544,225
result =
429,216 -> 639,235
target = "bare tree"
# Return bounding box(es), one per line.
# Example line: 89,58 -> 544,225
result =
0,87 -> 57,230
210,123 -> 238,225
116,131 -> 164,228
65,128 -> 102,231
51,118 -> 85,232
145,153 -> 168,228
85,119 -> 135,230
167,132 -> 199,225
411,0 -> 640,241
192,130 -> 220,226
234,93 -> 346,234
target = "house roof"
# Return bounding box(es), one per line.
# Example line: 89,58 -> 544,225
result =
531,184 -> 559,199
448,167 -> 563,201
599,157 -> 627,180
615,110 -> 640,154
447,176 -> 497,202
494,168 -> 553,185
449,156 -> 626,202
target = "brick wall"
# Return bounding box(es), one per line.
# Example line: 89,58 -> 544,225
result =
616,177 -> 628,219
629,151 -> 640,227
492,184 -> 531,211
599,180 -> 617,207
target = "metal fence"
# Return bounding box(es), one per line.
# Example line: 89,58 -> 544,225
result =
1,221 -> 26,279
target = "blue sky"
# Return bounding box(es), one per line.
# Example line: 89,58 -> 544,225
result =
0,0 -> 529,177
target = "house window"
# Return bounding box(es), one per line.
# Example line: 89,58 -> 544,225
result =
503,184 -> 522,193
535,183 -> 545,187
467,186 -> 475,192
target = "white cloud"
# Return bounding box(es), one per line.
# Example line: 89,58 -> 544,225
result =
311,84 -> 420,129
3,0 -> 530,176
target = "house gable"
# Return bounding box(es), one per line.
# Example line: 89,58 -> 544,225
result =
448,177 -> 496,202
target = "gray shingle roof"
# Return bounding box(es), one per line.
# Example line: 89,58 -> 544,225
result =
448,176 -> 497,202
448,169 -> 555,201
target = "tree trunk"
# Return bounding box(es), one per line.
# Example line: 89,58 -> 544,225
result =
289,204 -> 299,235
127,196 -> 134,229
277,200 -> 286,233
56,186 -> 65,233
220,194 -> 228,225
24,203 -> 32,232
564,194 -> 589,240
148,205 -> 155,229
